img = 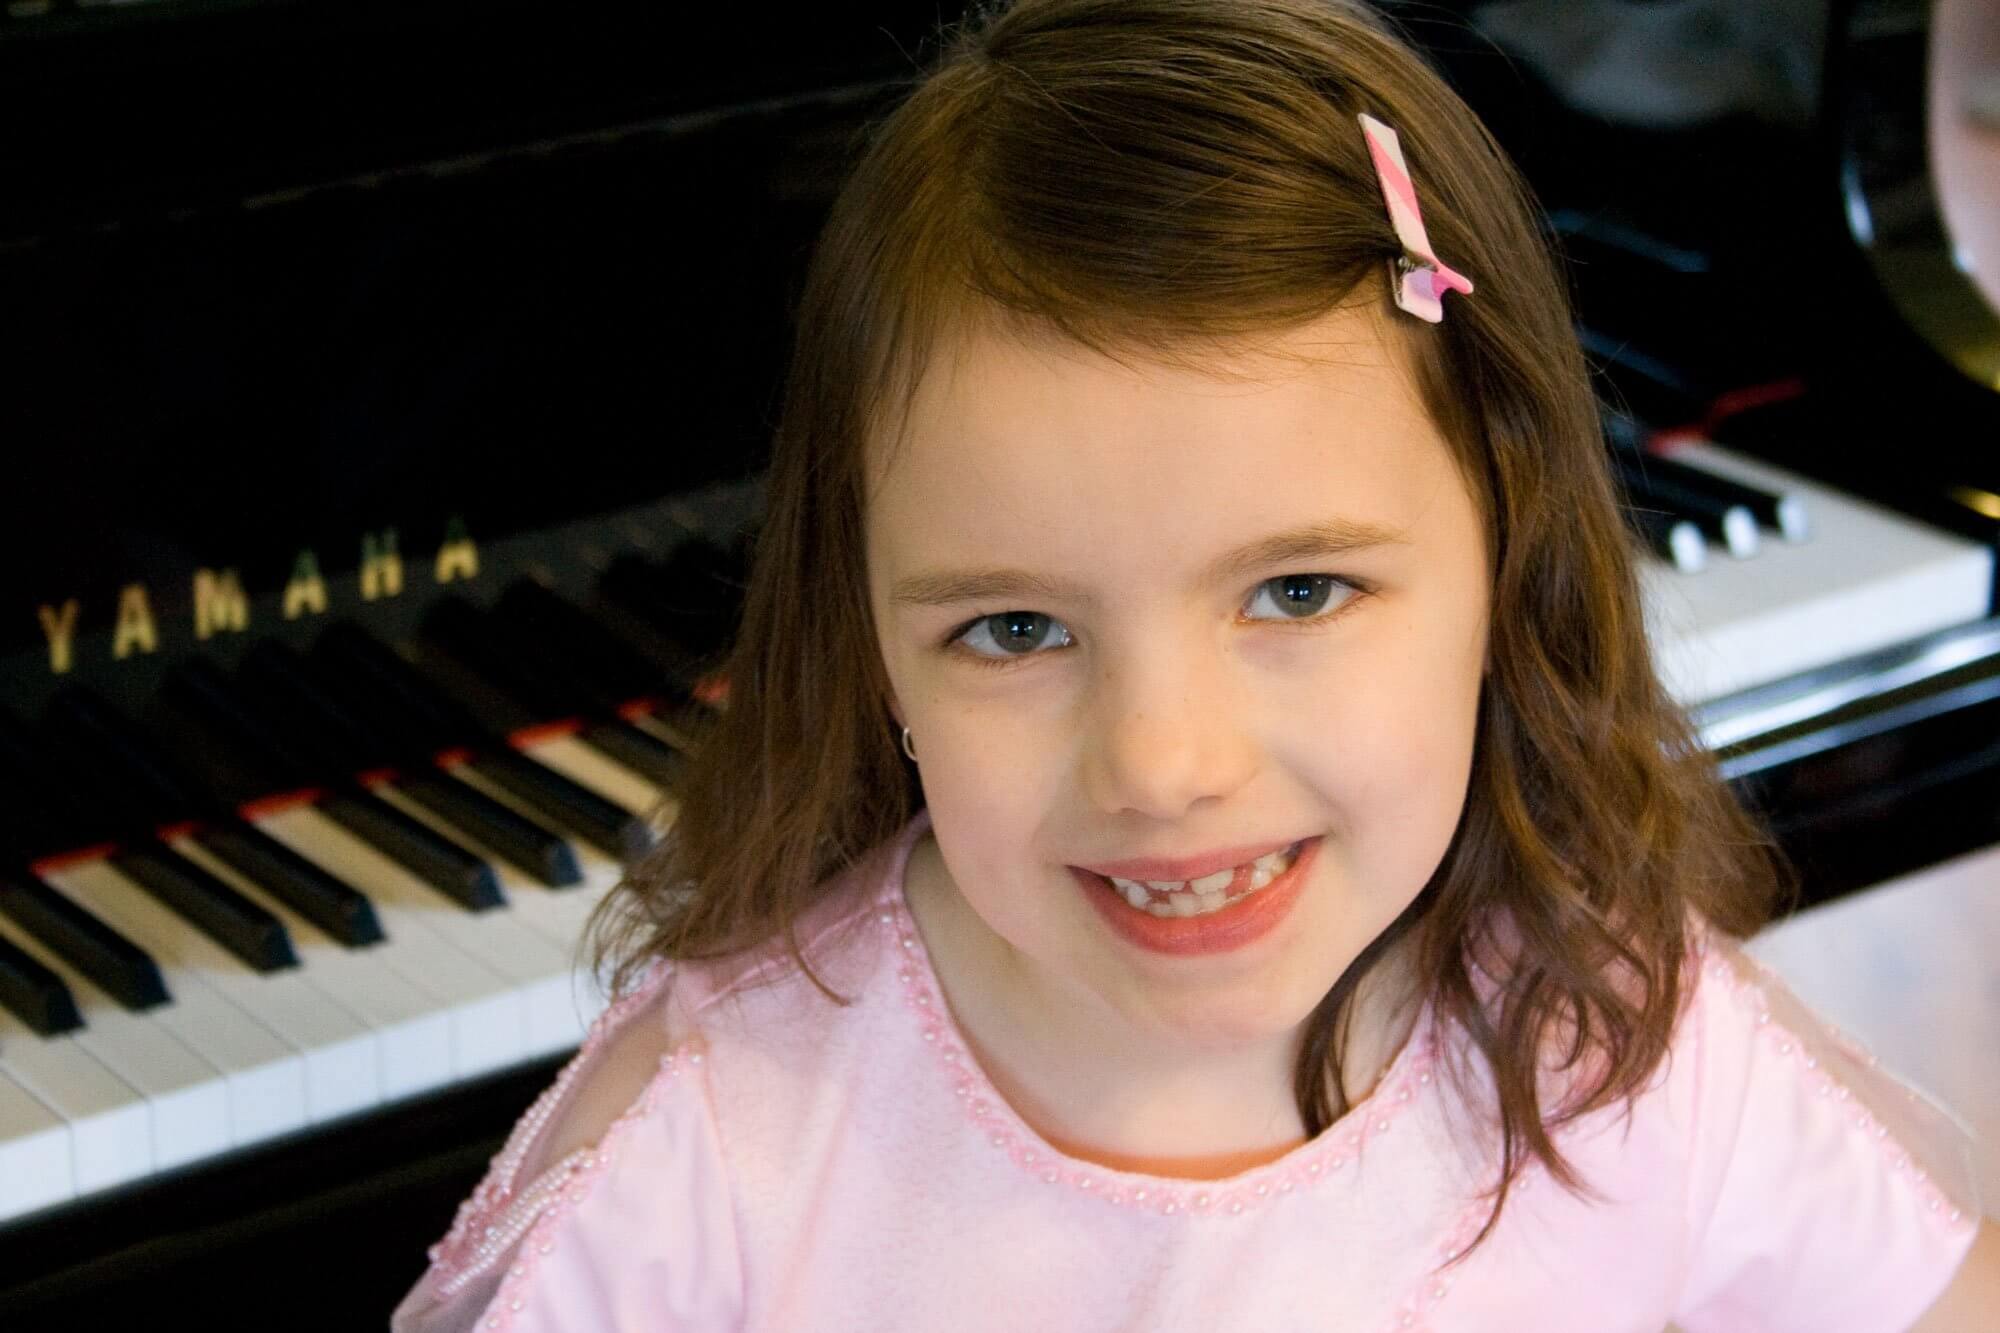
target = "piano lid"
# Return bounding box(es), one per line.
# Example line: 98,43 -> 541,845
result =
0,1 -> 944,706
0,0 -> 945,241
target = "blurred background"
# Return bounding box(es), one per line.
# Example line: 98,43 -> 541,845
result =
0,0 -> 1994,1323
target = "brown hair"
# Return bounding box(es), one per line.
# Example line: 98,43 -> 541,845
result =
589,0 -> 1792,1268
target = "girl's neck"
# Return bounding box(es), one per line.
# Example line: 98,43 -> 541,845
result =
902,832 -> 1425,1182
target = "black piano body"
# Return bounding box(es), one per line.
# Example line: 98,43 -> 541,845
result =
0,0 -> 1996,1324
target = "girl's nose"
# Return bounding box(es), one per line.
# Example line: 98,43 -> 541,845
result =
1077,648 -> 1259,820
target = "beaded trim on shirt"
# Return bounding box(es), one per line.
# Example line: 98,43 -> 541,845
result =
419,955 -> 704,1308
467,1038 -> 708,1331
1710,943 -> 1978,1233
1376,933 -> 1979,1333
879,876 -> 1441,1220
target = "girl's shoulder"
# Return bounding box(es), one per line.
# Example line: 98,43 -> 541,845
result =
1440,907 -> 1983,1328
1656,912 -> 1985,1328
391,843 -> 904,1333
495,840 -> 900,1201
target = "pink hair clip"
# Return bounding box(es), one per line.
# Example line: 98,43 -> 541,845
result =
1357,112 -> 1473,324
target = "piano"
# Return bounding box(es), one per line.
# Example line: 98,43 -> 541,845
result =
0,0 -> 1994,1323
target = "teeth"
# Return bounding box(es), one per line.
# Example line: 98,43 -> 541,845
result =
1102,841 -> 1301,918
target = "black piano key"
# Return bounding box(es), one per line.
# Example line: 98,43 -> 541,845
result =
598,546 -> 742,656
392,771 -> 582,889
0,708 -> 303,972
0,869 -> 169,1011
1609,450 -> 1760,559
109,845 -> 298,973
236,641 -> 397,776
495,578 -> 683,706
1,725 -> 310,988
309,621 -> 479,756
1580,324 -> 1712,428
417,595 -> 579,727
418,594 -> 692,793
185,825 -> 384,948
0,744 -> 106,863
151,659 -> 313,806
593,556 -> 726,690
0,710 -> 101,854
495,579 -> 718,743
316,788 -> 506,911
0,928 -> 82,1036
1610,435 -> 1809,541
40,685 -> 210,828
242,643 -> 581,889
577,720 -> 688,793
1625,505 -> 1708,573
193,656 -> 506,910
404,647 -> 543,740
459,749 -> 653,862
38,685 -> 387,947
313,623 -> 654,862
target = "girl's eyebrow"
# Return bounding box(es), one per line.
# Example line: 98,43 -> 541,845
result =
889,516 -> 1409,609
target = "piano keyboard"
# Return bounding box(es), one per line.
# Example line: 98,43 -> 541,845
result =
1636,442 -> 1995,705
0,734 -> 652,1223
0,442 -> 1995,1227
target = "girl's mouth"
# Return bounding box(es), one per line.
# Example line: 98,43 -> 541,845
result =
1071,836 -> 1321,958
1101,839 -> 1304,918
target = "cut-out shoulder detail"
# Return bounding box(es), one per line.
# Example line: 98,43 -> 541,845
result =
1695,924 -> 1984,1227
410,870 -> 890,1309
404,957 -> 708,1322
509,973 -> 701,1189
1668,918 -> 1986,1331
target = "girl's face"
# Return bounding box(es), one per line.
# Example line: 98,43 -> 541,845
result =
865,302 -> 1490,1055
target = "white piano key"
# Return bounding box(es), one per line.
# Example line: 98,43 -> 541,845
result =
250,804 -> 527,1080
448,756 -> 629,938
0,1003 -> 150,1197
512,735 -> 681,1017
527,732 -> 678,821
378,765 -> 625,1048
37,862 -> 307,1148
168,835 -> 452,1106
0,1066 -> 72,1222
36,855 -> 376,1125
363,782 -> 602,1058
1643,443 -> 1995,704
0,912 -> 228,1172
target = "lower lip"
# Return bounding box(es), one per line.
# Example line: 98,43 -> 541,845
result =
1071,836 -> 1321,958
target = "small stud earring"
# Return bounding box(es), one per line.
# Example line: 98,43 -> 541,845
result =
901,726 -> 918,763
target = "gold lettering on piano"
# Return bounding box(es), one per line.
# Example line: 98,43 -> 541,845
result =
37,598 -> 80,674
113,583 -> 158,659
434,515 -> 479,584
361,529 -> 403,601
194,567 -> 249,640
284,549 -> 328,619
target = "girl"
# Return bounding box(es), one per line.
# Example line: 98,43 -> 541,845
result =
394,1 -> 1996,1327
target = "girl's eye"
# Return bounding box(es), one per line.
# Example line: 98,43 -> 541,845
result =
945,574 -> 1365,668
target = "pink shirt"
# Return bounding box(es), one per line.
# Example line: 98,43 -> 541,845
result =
394,810 -> 1984,1331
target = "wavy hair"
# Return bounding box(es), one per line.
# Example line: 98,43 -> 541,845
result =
588,0 -> 1792,1267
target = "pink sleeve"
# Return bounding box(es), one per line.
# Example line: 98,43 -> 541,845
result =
390,961 -> 744,1333
1673,928 -> 1985,1331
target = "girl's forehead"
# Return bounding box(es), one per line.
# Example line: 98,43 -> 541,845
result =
868,303 -> 1451,522
920,301 -> 1415,415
